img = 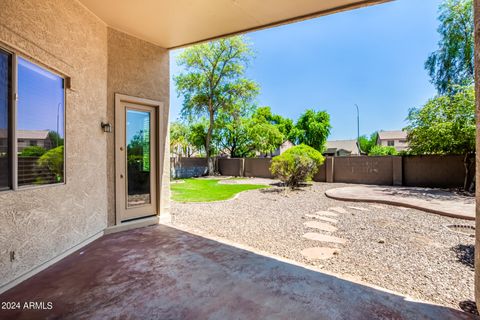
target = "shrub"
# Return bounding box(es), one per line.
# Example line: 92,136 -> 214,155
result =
20,146 -> 46,157
38,146 -> 64,182
270,144 -> 324,188
368,145 -> 398,156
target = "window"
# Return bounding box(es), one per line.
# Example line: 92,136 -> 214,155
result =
387,140 -> 395,146
0,49 -> 11,191
0,49 -> 65,190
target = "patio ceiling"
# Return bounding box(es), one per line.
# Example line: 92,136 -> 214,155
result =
78,0 -> 392,49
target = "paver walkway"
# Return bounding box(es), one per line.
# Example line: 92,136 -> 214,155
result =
326,186 -> 474,220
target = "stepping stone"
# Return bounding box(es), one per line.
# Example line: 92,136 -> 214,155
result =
304,221 -> 337,232
304,214 -> 338,224
329,207 -> 348,214
347,206 -> 369,212
315,210 -> 338,217
302,232 -> 346,244
301,247 -> 339,260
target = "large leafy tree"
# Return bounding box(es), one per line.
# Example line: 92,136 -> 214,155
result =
425,0 -> 474,94
215,102 -> 256,158
405,85 -> 475,190
294,109 -> 331,152
252,106 -> 297,141
248,107 -> 285,156
175,36 -> 259,174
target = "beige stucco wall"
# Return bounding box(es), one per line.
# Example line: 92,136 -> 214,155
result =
0,0 -> 171,290
0,0 -> 108,287
106,28 -> 170,226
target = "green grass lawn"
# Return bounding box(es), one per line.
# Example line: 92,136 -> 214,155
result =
171,178 -> 268,202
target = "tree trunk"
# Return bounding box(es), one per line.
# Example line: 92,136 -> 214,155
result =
206,107 -> 215,175
463,152 -> 475,192
463,153 -> 473,192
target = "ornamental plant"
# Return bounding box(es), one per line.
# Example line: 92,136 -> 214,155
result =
270,144 -> 324,189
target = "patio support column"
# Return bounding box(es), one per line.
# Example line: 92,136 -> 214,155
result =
474,0 -> 480,310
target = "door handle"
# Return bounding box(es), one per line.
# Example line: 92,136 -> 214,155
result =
120,174 -> 124,179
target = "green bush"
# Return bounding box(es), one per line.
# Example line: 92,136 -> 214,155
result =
20,146 -> 46,157
38,146 -> 64,182
270,144 -> 324,188
368,145 -> 398,156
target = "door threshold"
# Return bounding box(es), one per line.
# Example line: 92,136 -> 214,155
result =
105,216 -> 159,234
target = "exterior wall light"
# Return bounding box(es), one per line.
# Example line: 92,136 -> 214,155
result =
101,122 -> 112,133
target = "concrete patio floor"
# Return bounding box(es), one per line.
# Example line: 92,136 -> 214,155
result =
0,225 -> 474,320
326,185 -> 475,220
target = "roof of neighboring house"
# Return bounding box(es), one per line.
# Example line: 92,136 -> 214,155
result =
377,130 -> 407,140
18,130 -> 50,140
325,140 -> 360,155
280,140 -> 294,147
0,129 -> 50,140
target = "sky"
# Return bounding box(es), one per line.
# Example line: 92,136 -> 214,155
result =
18,57 -> 65,137
169,0 -> 443,140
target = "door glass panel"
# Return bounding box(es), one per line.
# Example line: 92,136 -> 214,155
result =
126,109 -> 151,207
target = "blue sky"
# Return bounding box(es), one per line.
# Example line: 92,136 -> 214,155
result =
18,57 -> 64,137
170,0 -> 442,140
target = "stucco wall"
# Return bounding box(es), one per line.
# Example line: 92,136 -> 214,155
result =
218,158 -> 244,177
474,0 -> 480,309
0,0 -> 108,288
403,155 -> 466,188
244,158 -> 274,178
106,28 -> 170,226
171,157 -> 208,179
333,156 -> 394,185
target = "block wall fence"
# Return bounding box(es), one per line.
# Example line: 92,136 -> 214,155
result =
171,155 -> 468,188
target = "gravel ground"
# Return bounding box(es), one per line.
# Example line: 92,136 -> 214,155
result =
171,180 -> 475,311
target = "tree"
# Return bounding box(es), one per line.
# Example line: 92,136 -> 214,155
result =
294,109 -> 331,152
215,102 -> 256,158
248,121 -> 284,156
48,130 -> 64,147
175,36 -> 259,174
405,85 -> 475,190
252,106 -> 296,141
368,145 -> 398,156
270,144 -> 324,189
425,0 -> 474,94
358,132 -> 378,154
170,122 -> 192,157
247,107 -> 288,156
187,119 -> 211,157
20,146 -> 46,157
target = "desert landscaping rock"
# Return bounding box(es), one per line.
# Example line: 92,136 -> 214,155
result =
304,221 -> 338,232
172,180 -> 475,310
329,207 -> 348,214
302,232 -> 346,244
301,247 -> 339,260
305,214 -> 338,224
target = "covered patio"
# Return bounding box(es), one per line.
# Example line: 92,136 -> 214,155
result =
1,0 -> 480,318
0,225 -> 471,319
